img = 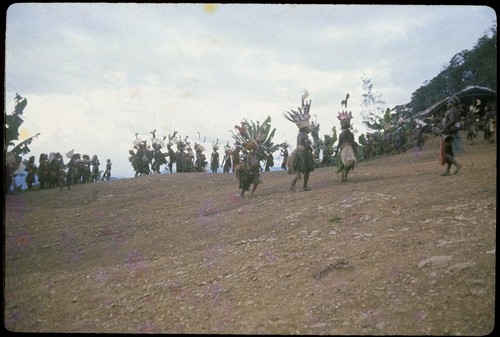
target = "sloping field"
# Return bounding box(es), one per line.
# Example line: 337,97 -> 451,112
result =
4,133 -> 496,334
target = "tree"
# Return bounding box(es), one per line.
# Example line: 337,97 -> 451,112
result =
383,108 -> 392,127
407,26 -> 496,116
4,93 -> 40,193
360,74 -> 386,131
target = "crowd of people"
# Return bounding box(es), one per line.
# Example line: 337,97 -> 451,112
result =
20,152 -> 112,191
465,101 -> 496,145
14,93 -> 496,194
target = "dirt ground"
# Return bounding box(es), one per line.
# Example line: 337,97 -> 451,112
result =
4,131 -> 496,335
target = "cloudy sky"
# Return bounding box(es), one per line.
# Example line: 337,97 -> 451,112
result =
5,3 -> 496,178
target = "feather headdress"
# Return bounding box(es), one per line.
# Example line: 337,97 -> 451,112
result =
224,141 -> 233,154
166,131 -> 178,147
341,93 -> 350,108
194,143 -> 205,153
338,110 -> 353,129
283,90 -> 312,129
212,139 -> 219,151
176,135 -> 186,151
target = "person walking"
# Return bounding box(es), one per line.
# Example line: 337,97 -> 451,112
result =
439,96 -> 463,176
284,90 -> 315,191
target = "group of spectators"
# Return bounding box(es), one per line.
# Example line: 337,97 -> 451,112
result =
22,152 -> 112,191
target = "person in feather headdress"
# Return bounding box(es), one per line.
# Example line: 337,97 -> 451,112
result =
221,142 -> 233,173
194,143 -> 207,172
284,90 -> 315,191
210,142 -> 220,173
336,109 -> 357,182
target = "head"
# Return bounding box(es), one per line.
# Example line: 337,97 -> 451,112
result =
338,110 -> 353,130
447,95 -> 460,108
295,119 -> 311,130
242,140 -> 258,152
299,126 -> 311,134
340,120 -> 351,130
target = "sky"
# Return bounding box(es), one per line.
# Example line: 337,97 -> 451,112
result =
5,3 -> 496,178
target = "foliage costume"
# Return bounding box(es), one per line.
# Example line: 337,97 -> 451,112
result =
231,116 -> 277,197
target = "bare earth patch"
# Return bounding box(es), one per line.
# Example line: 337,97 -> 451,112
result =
4,133 -> 496,334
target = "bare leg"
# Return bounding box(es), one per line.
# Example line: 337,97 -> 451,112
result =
443,153 -> 461,175
441,162 -> 452,176
290,173 -> 300,192
303,171 -> 311,190
250,183 -> 258,197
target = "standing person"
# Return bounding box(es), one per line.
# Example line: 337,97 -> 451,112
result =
38,153 -> 49,190
49,152 -> 66,190
414,124 -> 424,150
231,145 -> 241,173
24,155 -> 38,191
264,151 -> 274,171
483,104 -> 496,144
466,101 -> 480,145
336,110 -> 358,182
222,143 -> 232,173
284,90 -> 315,192
280,144 -> 289,170
194,143 -> 207,172
439,96 -> 463,176
102,159 -> 112,181
210,143 -> 220,173
91,155 -> 100,182
166,143 -> 176,173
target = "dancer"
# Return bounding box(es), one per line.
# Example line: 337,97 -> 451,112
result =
336,110 -> 357,182
284,90 -> 315,191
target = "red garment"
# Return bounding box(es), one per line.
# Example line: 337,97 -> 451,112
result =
439,137 -> 446,165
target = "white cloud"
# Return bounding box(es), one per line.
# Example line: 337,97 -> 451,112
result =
5,4 -> 496,178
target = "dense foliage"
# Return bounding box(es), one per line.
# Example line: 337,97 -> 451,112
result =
360,27 -> 496,133
408,27 -> 497,114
